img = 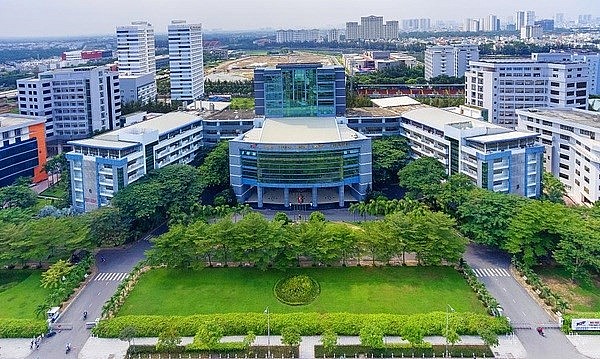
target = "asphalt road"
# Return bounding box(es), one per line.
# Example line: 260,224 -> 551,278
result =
26,238 -> 152,359
464,244 -> 586,359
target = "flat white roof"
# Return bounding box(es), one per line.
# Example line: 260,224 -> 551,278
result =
70,112 -> 201,148
241,118 -> 364,144
372,96 -> 421,108
402,107 -> 506,131
0,114 -> 45,129
518,108 -> 600,129
467,131 -> 539,144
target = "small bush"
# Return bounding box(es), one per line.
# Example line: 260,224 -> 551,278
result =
274,275 -> 320,305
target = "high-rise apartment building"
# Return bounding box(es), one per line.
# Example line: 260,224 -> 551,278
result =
383,21 -> 399,40
525,11 -> 536,26
515,11 -> 526,31
345,22 -> 359,41
520,25 -> 543,40
168,20 -> 204,102
361,15 -> 384,40
116,21 -> 157,104
17,66 -> 121,151
465,55 -> 589,128
424,44 -> 479,80
484,15 -> 499,32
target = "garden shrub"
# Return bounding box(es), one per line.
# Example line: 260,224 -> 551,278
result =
93,312 -> 511,338
0,319 -> 48,338
274,275 -> 320,305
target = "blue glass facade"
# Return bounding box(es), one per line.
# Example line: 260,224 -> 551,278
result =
254,63 -> 346,117
0,138 -> 39,187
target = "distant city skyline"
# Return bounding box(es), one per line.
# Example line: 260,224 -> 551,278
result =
0,0 -> 598,38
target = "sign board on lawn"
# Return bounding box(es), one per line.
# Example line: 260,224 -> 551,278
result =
571,319 -> 600,331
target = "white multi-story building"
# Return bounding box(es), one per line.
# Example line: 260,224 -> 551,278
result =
465,56 -> 588,128
371,100 -> 543,198
516,108 -> 600,204
484,15 -> 499,32
275,29 -> 321,43
361,16 -> 384,40
17,66 -> 121,151
424,44 -> 479,80
343,51 -> 417,75
520,25 -> 543,40
345,22 -> 359,41
168,20 -> 204,102
65,112 -> 203,212
533,52 -> 600,96
383,21 -> 399,40
116,21 -> 156,104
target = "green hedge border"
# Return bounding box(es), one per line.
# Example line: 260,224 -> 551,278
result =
0,318 -> 48,338
93,312 -> 511,338
273,275 -> 320,306
314,344 -> 494,358
562,312 -> 600,333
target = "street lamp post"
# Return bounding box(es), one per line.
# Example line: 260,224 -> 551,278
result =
264,306 -> 271,358
445,304 -> 455,358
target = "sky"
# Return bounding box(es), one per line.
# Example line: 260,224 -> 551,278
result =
0,0 -> 599,38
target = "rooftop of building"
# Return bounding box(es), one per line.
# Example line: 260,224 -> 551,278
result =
69,112 -> 201,149
402,106 -> 508,131
239,117 -> 365,144
203,109 -> 256,121
0,114 -> 45,129
466,131 -> 540,144
346,107 -> 402,117
372,96 -> 421,108
518,108 -> 600,129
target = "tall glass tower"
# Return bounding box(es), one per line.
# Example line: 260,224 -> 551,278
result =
254,63 -> 346,118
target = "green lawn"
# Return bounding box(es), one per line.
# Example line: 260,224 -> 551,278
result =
39,182 -> 67,199
230,97 -> 254,110
0,270 -> 50,319
118,267 -> 485,316
536,267 -> 600,312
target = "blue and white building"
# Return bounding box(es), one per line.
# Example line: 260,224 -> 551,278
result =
66,112 -> 202,212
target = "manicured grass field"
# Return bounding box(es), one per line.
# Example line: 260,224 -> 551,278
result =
39,183 -> 67,199
536,267 -> 600,312
0,270 -> 50,319
118,267 -> 485,316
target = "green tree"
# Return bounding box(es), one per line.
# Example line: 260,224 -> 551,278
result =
86,207 -> 130,247
477,327 -> 499,348
309,211 -> 326,223
541,171 -> 566,204
273,212 -> 290,224
41,259 -> 73,288
371,136 -> 411,189
118,326 -> 137,347
243,331 -> 256,349
147,225 -> 197,268
400,324 -> 425,347
435,174 -> 476,216
193,322 -> 223,348
198,141 -> 230,189
457,189 -> 526,247
553,216 -> 600,282
0,184 -> 37,209
398,157 -> 447,204
321,329 -> 338,355
506,200 -> 575,266
281,326 -> 301,350
444,327 -> 461,348
359,323 -> 384,349
156,326 -> 182,352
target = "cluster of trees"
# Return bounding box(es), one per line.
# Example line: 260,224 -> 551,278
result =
359,156 -> 600,284
416,96 -> 464,108
148,203 -> 466,269
371,136 -> 411,190
204,79 -> 253,96
354,64 -> 426,85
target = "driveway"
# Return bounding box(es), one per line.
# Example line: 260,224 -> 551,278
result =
24,238 -> 152,359
464,244 -> 586,359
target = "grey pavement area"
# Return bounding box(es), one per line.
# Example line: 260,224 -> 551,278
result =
75,335 -> 523,359
464,244 -> 588,359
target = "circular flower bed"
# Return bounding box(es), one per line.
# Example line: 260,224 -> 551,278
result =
274,275 -> 320,305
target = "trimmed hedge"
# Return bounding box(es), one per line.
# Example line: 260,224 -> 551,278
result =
562,312 -> 600,333
128,345 -> 298,357
94,312 -> 510,338
0,318 -> 48,338
314,344 -> 494,358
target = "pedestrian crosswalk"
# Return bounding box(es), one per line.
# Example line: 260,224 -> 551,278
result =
473,267 -> 511,277
94,272 -> 129,282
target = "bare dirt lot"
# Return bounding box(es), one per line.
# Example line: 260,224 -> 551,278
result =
205,51 -> 341,81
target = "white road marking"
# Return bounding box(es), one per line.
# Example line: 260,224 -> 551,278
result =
473,267 -> 511,278
93,272 -> 128,282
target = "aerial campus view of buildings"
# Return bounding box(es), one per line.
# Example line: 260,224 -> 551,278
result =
1,1 -> 600,358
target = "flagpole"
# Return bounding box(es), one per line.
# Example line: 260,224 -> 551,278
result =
265,306 -> 271,358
